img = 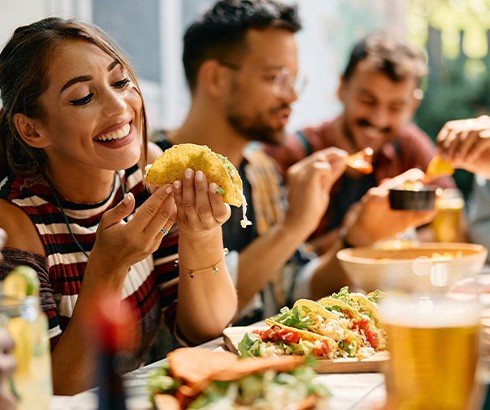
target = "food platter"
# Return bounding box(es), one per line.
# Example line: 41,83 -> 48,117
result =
223,326 -> 389,374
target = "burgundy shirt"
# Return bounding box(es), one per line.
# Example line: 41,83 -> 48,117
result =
266,118 -> 455,234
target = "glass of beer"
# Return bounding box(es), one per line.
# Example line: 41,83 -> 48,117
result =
381,292 -> 481,410
432,188 -> 465,243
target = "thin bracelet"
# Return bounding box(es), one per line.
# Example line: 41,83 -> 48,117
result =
175,248 -> 229,278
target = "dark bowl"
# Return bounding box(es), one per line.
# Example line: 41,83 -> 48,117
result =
388,186 -> 436,211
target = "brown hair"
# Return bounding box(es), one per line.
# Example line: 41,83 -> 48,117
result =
183,0 -> 301,92
343,32 -> 428,87
0,17 -> 149,179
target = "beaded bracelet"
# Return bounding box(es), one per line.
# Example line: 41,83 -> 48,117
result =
175,248 -> 229,278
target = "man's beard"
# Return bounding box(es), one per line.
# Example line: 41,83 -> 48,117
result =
226,108 -> 288,146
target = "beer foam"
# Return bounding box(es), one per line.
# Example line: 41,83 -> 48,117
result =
381,295 -> 480,328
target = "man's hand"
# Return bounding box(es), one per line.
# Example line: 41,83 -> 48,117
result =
342,169 -> 435,246
285,148 -> 347,238
437,115 -> 490,179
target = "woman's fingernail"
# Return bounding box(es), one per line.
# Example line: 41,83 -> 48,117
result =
165,185 -> 173,193
185,168 -> 193,179
173,180 -> 181,189
209,182 -> 217,193
196,170 -> 204,181
123,192 -> 132,205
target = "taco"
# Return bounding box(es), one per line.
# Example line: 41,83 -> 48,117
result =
238,289 -> 387,360
286,299 -> 372,357
320,287 -> 384,328
145,143 -> 251,226
148,347 -> 330,410
317,291 -> 387,350
241,301 -> 367,359
146,143 -> 242,206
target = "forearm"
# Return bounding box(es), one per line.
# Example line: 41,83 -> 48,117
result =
236,222 -> 308,310
176,229 -> 237,344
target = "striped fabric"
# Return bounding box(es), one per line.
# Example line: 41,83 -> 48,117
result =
0,166 -> 180,359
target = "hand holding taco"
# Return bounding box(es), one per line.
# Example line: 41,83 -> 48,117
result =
145,143 -> 251,227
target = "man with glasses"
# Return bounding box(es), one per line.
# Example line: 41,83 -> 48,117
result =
154,0 -> 349,324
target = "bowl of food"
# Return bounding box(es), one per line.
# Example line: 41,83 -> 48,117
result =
388,185 -> 437,210
337,242 -> 487,293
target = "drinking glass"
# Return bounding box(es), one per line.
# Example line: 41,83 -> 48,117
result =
381,291 -> 481,409
431,188 -> 465,243
0,293 -> 52,410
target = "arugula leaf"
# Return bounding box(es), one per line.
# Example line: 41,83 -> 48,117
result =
367,289 -> 383,304
272,306 -> 311,330
147,365 -> 181,394
238,332 -> 263,357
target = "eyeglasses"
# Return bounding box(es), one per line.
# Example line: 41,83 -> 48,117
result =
219,61 -> 307,99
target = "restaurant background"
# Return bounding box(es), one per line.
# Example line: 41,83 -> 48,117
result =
1,0 -> 490,198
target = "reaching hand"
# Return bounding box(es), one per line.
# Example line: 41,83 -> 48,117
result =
285,147 -> 347,238
437,115 -> 490,178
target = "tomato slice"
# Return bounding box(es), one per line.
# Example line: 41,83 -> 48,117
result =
253,326 -> 301,344
352,318 -> 379,349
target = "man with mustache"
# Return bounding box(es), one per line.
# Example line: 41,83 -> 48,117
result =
154,0 -> 351,323
267,32 -> 456,256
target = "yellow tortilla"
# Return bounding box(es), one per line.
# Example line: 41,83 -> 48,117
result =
145,143 -> 243,207
317,296 -> 387,350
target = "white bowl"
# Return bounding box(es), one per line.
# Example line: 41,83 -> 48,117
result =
336,242 -> 488,293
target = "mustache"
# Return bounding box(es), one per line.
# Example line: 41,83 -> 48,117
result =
270,103 -> 291,114
357,119 -> 390,134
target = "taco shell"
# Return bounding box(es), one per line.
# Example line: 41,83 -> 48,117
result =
146,143 -> 243,207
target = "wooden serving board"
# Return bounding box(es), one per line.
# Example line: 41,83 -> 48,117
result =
223,326 -> 389,374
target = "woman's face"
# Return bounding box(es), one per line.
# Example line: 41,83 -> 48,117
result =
34,39 -> 143,174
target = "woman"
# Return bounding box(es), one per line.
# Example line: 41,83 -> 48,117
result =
0,17 -> 237,395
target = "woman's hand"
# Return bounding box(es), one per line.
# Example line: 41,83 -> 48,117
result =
172,168 -> 230,237
90,185 -> 176,275
437,115 -> 490,178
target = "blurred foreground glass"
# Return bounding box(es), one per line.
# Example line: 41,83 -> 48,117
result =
381,289 -> 482,410
0,293 -> 52,410
432,188 -> 465,242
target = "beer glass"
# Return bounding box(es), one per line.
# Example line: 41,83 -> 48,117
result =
0,293 -> 52,410
432,188 -> 464,243
381,291 -> 481,410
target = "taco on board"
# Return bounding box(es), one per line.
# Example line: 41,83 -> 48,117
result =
238,288 -> 386,360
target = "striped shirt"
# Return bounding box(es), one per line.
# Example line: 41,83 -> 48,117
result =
0,165 -> 179,361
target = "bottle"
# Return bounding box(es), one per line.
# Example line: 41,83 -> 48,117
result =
93,294 -> 139,410
96,348 -> 127,410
